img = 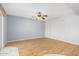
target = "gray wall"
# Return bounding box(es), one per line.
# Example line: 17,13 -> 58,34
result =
7,15 -> 45,41
45,15 -> 79,45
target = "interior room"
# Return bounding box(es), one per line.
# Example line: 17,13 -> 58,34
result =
0,3 -> 79,56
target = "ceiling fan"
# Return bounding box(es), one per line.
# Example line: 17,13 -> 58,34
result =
35,12 -> 48,20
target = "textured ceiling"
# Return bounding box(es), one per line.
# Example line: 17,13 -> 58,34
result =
2,3 -> 77,19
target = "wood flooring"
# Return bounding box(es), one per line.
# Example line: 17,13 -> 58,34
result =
6,38 -> 79,56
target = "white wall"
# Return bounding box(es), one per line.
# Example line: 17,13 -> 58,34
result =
0,16 -> 2,48
45,15 -> 79,45
0,15 -> 6,48
0,5 -> 7,48
3,15 -> 7,46
6,14 -> 79,45
7,15 -> 45,41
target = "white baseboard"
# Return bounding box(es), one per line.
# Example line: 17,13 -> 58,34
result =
6,36 -> 44,43
6,37 -> 79,46
46,37 -> 79,45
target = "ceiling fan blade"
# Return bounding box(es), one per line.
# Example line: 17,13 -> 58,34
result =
43,15 -> 48,17
42,17 -> 45,19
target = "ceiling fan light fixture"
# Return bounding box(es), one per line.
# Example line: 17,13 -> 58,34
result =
35,12 -> 48,21
37,14 -> 41,17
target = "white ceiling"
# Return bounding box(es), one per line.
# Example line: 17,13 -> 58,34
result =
2,3 -> 78,19
68,3 -> 79,15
